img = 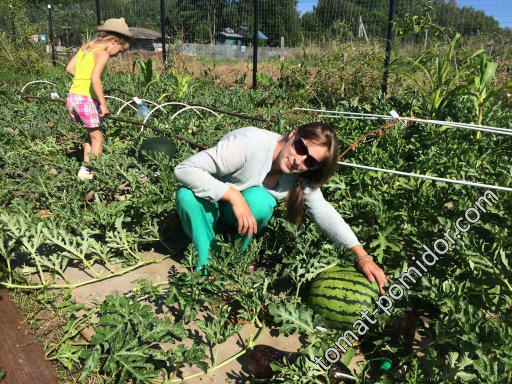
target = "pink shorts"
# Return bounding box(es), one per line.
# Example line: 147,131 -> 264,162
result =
66,93 -> 103,128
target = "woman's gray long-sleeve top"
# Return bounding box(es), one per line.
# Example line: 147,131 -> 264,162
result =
173,127 -> 361,250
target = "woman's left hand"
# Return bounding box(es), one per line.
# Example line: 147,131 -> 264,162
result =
357,258 -> 388,294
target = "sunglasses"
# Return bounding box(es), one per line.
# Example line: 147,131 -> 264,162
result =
291,134 -> 321,170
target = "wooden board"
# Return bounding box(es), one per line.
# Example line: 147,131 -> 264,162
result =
0,290 -> 57,384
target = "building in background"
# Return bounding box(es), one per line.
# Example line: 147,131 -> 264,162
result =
129,27 -> 167,51
215,28 -> 244,46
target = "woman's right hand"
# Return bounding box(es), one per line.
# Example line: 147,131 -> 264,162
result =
224,188 -> 258,238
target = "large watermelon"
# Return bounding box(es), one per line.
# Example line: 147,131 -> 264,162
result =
139,137 -> 176,162
307,265 -> 379,329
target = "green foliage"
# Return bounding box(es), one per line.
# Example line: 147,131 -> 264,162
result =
462,50 -> 512,130
196,304 -> 240,366
1,32 -> 511,383
44,291 -> 89,370
132,58 -> 158,94
304,0 -> 505,43
405,282 -> 512,382
268,300 -> 360,382
79,294 -> 191,383
0,1 -> 46,75
256,72 -> 276,88
394,0 -> 451,41
397,32 -> 512,130
269,301 -> 323,335
331,19 -> 354,43
51,3 -> 96,47
158,69 -> 196,101
0,210 -> 159,288
0,81 -> 11,99
263,217 -> 341,298
268,354 -> 330,384
399,33 -> 462,118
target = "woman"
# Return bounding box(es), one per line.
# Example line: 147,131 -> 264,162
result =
174,123 -> 388,293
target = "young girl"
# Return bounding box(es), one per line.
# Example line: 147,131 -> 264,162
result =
174,122 -> 388,293
65,18 -> 132,180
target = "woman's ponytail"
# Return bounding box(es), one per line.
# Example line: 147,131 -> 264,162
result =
286,174 -> 305,225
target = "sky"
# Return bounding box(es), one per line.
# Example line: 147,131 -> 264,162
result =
297,0 -> 512,29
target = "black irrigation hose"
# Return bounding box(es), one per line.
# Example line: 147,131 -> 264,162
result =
21,93 -> 208,150
105,87 -> 273,124
21,93 -> 391,159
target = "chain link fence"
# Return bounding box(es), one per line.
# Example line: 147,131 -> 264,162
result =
1,1 -> 510,86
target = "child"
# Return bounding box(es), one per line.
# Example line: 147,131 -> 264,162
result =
65,18 -> 133,180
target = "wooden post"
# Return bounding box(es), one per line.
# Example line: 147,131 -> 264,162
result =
95,0 -> 101,26
280,36 -> 284,60
212,13 -> 216,45
47,4 -> 56,66
381,0 -> 396,95
341,51 -> 347,97
160,0 -> 167,65
358,15 -> 369,44
9,5 -> 16,43
252,0 -> 259,90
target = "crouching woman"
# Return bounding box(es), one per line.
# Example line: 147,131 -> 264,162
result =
173,122 -> 388,292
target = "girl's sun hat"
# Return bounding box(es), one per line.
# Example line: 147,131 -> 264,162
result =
97,17 -> 134,38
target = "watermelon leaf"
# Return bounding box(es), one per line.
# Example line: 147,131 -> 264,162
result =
269,302 -> 321,335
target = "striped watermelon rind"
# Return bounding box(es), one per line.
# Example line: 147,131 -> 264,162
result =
307,265 -> 379,329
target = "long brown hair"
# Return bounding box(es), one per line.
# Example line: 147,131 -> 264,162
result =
281,122 -> 339,225
82,31 -> 130,52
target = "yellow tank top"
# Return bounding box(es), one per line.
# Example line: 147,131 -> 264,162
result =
68,47 -> 103,98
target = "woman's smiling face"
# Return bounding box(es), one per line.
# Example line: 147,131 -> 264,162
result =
278,128 -> 329,174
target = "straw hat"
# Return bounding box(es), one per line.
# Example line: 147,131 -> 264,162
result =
98,18 -> 133,38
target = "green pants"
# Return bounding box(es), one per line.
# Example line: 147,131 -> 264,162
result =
175,186 -> 277,271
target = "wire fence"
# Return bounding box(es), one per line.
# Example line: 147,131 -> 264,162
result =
1,1 -> 511,86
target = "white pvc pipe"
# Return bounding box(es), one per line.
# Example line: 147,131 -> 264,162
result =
338,161 -> 512,192
143,102 -> 194,123
295,108 -> 390,120
21,80 -> 56,93
169,106 -> 220,122
104,95 -> 138,113
105,95 -> 130,104
116,98 -> 167,115
112,98 -> 138,114
139,99 -> 163,108
324,114 -> 512,136
116,99 -> 136,115
320,114 -> 384,120
296,107 -> 511,135
401,116 -> 511,134
140,102 -> 200,131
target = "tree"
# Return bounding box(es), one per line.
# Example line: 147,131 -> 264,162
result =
302,0 -> 505,44
259,0 -> 301,46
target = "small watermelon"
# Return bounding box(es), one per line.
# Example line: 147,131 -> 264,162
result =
139,137 -> 176,162
307,265 -> 379,329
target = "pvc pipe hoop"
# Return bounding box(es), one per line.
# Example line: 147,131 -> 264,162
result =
116,98 -> 167,115
141,102 -> 198,132
169,106 -> 221,123
21,80 -> 57,94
